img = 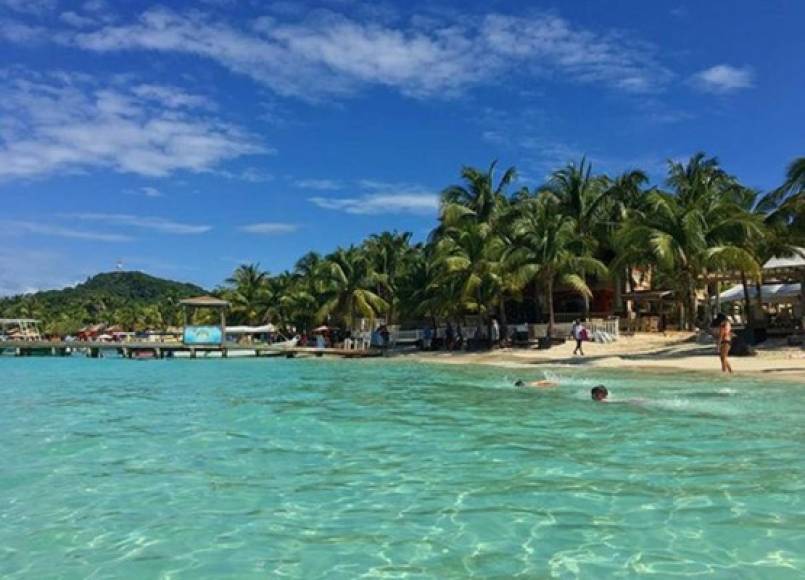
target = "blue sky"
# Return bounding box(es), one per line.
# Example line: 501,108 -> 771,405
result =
1,0 -> 803,294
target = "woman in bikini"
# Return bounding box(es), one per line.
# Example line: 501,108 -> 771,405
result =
717,313 -> 733,374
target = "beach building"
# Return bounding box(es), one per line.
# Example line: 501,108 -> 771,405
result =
179,296 -> 230,346
0,318 -> 42,341
716,248 -> 805,335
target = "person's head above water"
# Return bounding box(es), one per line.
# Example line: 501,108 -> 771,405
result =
591,385 -> 608,401
514,380 -> 526,388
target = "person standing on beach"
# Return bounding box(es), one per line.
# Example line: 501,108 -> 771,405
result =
490,318 -> 500,348
572,319 -> 586,356
422,326 -> 432,351
716,313 -> 733,373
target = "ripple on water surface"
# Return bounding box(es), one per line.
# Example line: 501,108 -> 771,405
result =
1,357 -> 804,578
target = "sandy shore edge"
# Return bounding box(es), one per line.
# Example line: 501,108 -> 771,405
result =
390,332 -> 805,382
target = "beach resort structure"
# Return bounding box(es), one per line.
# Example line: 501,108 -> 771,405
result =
0,296 -> 379,359
0,319 -> 42,341
715,249 -> 805,336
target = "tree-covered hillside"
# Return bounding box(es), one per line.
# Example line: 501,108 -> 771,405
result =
0,271 -> 206,335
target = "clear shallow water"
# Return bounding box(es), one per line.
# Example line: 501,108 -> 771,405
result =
1,357 -> 803,579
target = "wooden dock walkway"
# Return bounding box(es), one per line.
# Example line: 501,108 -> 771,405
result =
0,340 -> 383,359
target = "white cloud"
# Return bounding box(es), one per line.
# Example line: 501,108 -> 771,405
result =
310,192 -> 438,215
479,14 -> 670,93
691,64 -> 754,93
69,7 -> 671,99
0,0 -> 56,14
140,186 -> 161,197
0,71 -> 266,180
0,20 -> 48,43
131,84 -> 214,109
239,222 -> 299,234
82,0 -> 108,13
294,178 -> 343,190
237,167 -> 273,183
60,11 -> 97,28
299,177 -> 439,215
216,166 -> 274,182
0,220 -> 133,242
67,213 -> 212,234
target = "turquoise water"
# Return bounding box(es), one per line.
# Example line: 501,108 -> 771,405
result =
1,357 -> 803,578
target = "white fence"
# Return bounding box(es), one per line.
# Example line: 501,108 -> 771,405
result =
375,319 -> 620,347
521,319 -> 619,340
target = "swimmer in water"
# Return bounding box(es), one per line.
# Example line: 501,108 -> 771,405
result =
515,379 -> 558,388
591,385 -> 608,401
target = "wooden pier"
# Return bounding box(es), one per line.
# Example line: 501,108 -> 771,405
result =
0,340 -> 383,360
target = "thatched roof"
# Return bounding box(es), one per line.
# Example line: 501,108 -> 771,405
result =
178,295 -> 229,307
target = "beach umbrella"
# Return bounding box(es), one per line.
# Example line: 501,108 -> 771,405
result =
313,325 -> 330,333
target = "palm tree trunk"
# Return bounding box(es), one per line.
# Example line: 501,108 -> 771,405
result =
740,270 -> 752,328
754,277 -> 765,328
686,277 -> 697,331
546,277 -> 555,338
499,297 -> 508,345
800,272 -> 805,331
714,281 -> 721,314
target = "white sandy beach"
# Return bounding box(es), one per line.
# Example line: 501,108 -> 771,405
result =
402,332 -> 805,381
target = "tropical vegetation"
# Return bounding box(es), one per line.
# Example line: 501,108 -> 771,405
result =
2,154 -> 802,336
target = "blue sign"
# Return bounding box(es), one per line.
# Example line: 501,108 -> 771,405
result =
183,325 -> 223,345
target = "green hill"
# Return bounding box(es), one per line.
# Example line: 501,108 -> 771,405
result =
0,271 -> 207,335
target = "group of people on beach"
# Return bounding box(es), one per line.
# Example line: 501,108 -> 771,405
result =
422,319 -> 503,351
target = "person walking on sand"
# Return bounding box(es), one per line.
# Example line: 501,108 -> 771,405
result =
716,313 -> 733,373
572,319 -> 586,356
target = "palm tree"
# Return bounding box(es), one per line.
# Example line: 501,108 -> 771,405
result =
294,251 -> 322,279
432,222 -> 504,322
540,158 -> 611,317
364,231 -> 412,324
732,176 -> 805,326
505,195 -> 607,338
602,169 -> 652,312
439,161 -> 517,230
543,158 -> 610,237
279,289 -> 318,332
616,155 -> 761,329
14,296 -> 44,320
430,161 -> 518,329
224,263 -> 271,325
781,157 -> 805,194
316,247 -> 388,328
775,157 -> 805,238
398,245 -> 445,327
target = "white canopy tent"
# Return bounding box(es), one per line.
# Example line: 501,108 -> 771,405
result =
225,324 -> 276,334
763,248 -> 805,270
718,283 -> 802,304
